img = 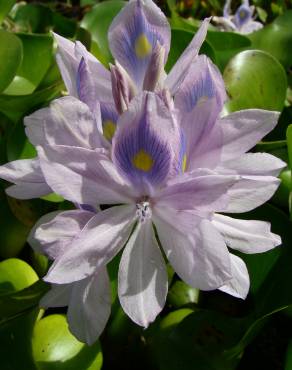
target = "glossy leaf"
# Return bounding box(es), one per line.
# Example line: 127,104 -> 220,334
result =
0,82 -> 62,122
0,190 -> 30,259
0,258 -> 38,296
13,4 -> 53,33
207,30 -> 251,71
4,34 -> 54,95
224,50 -> 287,113
32,314 -> 103,370
81,1 -> 125,64
0,280 -> 49,322
167,280 -> 199,308
249,10 -> 292,68
166,29 -> 216,72
0,308 -> 39,370
7,121 -> 37,161
0,30 -> 23,93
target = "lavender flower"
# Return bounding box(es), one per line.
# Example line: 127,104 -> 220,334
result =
213,0 -> 263,34
0,0 -> 284,345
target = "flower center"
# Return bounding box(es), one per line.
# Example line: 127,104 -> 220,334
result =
136,201 -> 152,222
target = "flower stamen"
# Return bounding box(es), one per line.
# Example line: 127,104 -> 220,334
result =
136,201 -> 152,222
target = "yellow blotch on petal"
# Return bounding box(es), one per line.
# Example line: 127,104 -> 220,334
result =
132,150 -> 154,172
103,120 -> 116,141
135,34 -> 152,58
182,154 -> 187,173
239,10 -> 247,19
197,95 -> 209,106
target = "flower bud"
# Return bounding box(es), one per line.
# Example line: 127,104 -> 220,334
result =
110,62 -> 137,114
143,42 -> 165,92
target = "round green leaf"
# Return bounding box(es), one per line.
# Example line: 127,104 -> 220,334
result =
30,250 -> 49,277
0,191 -> 30,258
224,50 -> 287,113
4,34 -> 54,95
166,29 -> 216,72
32,314 -> 103,370
0,308 -> 39,370
160,308 -> 194,330
0,258 -> 38,296
0,30 -> 23,93
81,1 -> 125,64
0,82 -> 62,122
206,30 -> 251,71
167,280 -> 199,308
249,10 -> 292,68
13,4 -> 53,34
7,121 -> 37,161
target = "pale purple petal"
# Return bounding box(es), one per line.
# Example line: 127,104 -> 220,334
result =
40,283 -> 73,308
53,33 -> 80,96
67,267 -> 111,345
218,254 -> 249,299
112,92 -> 181,191
108,0 -> 171,89
28,211 -> 60,255
44,205 -> 136,284
25,96 -> 104,149
0,158 -> 51,199
54,33 -> 112,102
187,121 -> 223,170
76,57 -> 101,115
74,41 -> 113,101
165,18 -> 210,95
217,152 -> 286,177
153,209 -> 232,290
143,42 -> 166,91
155,172 -> 238,212
223,0 -> 232,18
30,210 -> 95,259
38,145 -> 134,206
174,55 -> 226,114
174,55 -> 226,170
118,220 -> 167,327
212,213 -> 281,253
219,110 -> 280,162
222,175 -> 280,213
239,20 -> 263,34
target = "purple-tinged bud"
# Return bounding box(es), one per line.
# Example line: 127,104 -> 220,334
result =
158,88 -> 174,111
143,42 -> 166,92
110,62 -> 137,114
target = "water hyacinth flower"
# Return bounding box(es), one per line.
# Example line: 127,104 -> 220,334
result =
213,0 -> 263,34
0,0 -> 285,345
0,0 -> 210,199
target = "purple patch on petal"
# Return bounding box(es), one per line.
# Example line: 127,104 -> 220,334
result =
76,57 -> 86,102
178,130 -> 187,173
100,103 -> 119,142
234,4 -> 252,28
114,111 -> 171,188
109,0 -> 170,89
185,69 -> 215,111
113,93 -> 178,191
